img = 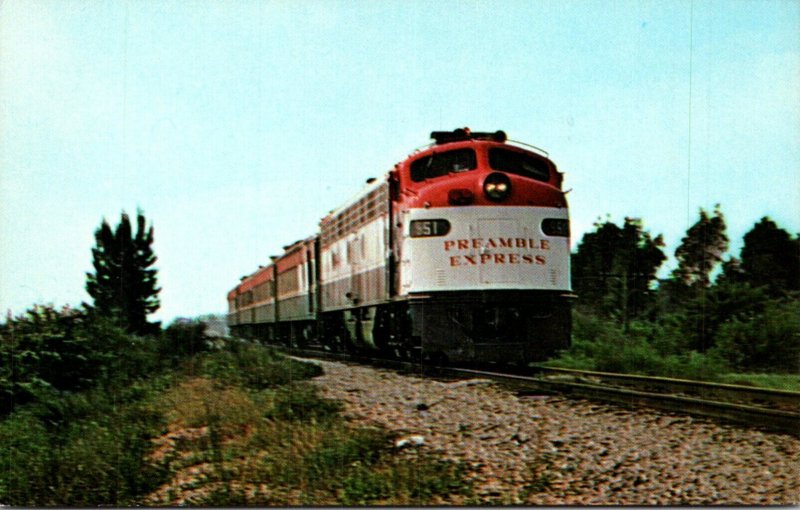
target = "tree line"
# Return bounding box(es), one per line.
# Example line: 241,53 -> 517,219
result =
1,205 -> 797,506
569,206 -> 799,375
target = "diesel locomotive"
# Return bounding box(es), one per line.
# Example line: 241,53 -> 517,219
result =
227,128 -> 573,363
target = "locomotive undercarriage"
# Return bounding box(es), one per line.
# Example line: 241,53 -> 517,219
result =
408,291 -> 572,364
317,290 -> 572,364
230,320 -> 315,348
233,291 -> 571,365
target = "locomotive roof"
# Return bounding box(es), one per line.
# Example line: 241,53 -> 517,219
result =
320,174 -> 388,225
412,128 -> 550,159
230,234 -> 316,295
230,264 -> 272,294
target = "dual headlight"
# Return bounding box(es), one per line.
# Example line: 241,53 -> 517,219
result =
483,172 -> 512,201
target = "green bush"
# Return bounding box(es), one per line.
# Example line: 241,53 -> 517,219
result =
549,309 -> 728,379
0,387 -> 167,506
676,283 -> 769,353
0,305 -> 159,416
1,306 -> 94,414
560,311 -> 654,374
0,303 -> 170,506
200,343 -> 323,389
649,312 -> 692,355
712,298 -> 800,372
158,320 -> 212,364
0,411 -> 52,504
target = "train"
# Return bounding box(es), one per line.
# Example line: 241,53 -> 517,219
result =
227,128 -> 573,364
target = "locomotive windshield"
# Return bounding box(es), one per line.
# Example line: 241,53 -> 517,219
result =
488,148 -> 550,182
410,149 -> 477,182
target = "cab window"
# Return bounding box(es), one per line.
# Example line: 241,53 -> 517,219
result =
488,148 -> 550,182
410,149 -> 477,182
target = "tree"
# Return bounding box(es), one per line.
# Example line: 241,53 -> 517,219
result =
85,211 -> 160,335
739,217 -> 800,295
716,256 -> 746,286
672,205 -> 728,288
571,217 -> 666,325
0,304 -> 152,416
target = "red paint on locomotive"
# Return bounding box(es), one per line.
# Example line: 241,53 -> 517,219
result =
275,239 -> 314,273
393,140 -> 566,210
237,265 -> 274,293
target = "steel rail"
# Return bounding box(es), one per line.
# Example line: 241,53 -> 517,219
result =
533,366 -> 800,411
446,367 -> 800,437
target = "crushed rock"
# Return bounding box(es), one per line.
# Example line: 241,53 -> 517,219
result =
310,360 -> 800,505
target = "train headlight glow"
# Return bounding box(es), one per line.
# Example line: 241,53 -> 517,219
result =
483,172 -> 512,201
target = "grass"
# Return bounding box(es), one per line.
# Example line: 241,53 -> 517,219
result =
0,381 -> 170,506
716,373 -> 800,392
542,350 -> 800,392
1,340 -> 476,506
542,353 -> 800,392
143,344 -> 474,506
541,310 -> 799,390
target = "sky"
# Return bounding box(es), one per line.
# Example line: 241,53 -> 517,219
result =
1,0 -> 798,323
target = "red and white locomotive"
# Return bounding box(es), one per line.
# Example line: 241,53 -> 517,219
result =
228,128 -> 573,363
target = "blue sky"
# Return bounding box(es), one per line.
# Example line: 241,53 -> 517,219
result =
1,0 -> 798,322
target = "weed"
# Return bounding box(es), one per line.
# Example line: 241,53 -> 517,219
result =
199,484 -> 250,506
198,344 -> 323,389
340,466 -> 392,504
717,373 -> 800,391
304,426 -> 387,482
384,456 -> 472,504
268,383 -> 343,423
0,385 -> 168,506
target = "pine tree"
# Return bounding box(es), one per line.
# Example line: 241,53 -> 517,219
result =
86,211 -> 160,335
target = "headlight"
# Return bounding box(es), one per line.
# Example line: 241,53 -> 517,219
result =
483,172 -> 512,201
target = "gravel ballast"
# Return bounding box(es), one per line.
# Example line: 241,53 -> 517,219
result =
309,359 -> 799,505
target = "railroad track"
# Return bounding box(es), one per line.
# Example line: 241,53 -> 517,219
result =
533,366 -> 800,412
280,346 -> 800,437
447,366 -> 800,437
